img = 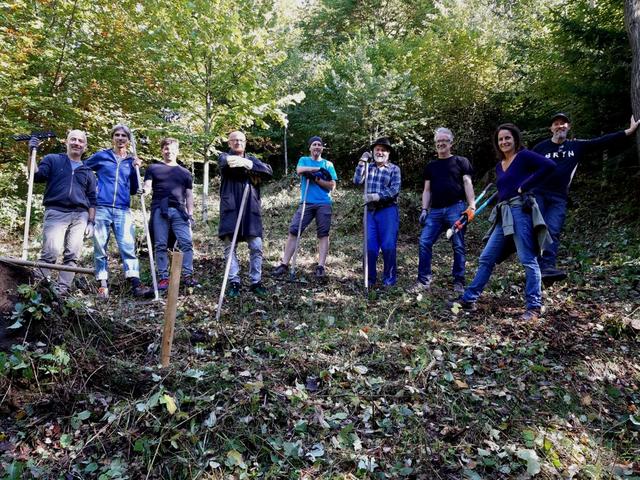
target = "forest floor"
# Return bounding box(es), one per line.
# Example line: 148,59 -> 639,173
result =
0,174 -> 639,479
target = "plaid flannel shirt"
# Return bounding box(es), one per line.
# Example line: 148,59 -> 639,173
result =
353,162 -> 401,202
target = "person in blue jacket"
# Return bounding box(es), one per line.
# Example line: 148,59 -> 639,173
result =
272,136 -> 338,279
532,113 -> 639,284
455,124 -> 556,321
85,124 -> 149,299
31,130 -> 96,296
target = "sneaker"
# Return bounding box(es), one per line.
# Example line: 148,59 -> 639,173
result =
453,282 -> 465,295
520,308 -> 541,321
182,276 -> 199,288
271,264 -> 289,277
227,282 -> 241,298
133,284 -> 153,298
249,282 -> 268,298
314,265 -> 326,279
447,296 -> 477,311
408,281 -> 430,294
97,286 -> 109,300
158,278 -> 170,291
541,268 -> 567,286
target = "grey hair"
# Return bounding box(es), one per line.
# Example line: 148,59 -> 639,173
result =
434,127 -> 454,142
111,124 -> 132,140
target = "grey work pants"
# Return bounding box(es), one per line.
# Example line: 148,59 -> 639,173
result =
35,209 -> 88,292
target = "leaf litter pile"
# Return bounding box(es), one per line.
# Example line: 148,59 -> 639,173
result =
1,175 -> 639,479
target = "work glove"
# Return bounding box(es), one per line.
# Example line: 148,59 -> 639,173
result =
463,207 -> 475,222
29,137 -> 40,150
419,209 -> 429,225
227,156 -> 253,169
359,151 -> 371,164
365,193 -> 380,203
314,167 -> 333,181
302,171 -> 316,180
84,222 -> 95,239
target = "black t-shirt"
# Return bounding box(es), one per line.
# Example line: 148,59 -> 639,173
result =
423,155 -> 473,208
144,162 -> 193,210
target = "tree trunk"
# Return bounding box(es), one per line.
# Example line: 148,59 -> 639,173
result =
624,0 -> 640,159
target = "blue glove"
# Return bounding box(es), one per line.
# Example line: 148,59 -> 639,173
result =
313,167 -> 333,181
29,137 -> 40,150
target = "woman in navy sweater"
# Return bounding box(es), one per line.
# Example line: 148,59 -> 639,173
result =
456,124 -> 556,320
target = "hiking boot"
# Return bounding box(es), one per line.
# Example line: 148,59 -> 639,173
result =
271,264 -> 289,277
182,276 -> 200,288
132,284 -> 153,298
227,282 -> 241,298
97,286 -> 109,300
453,282 -> 465,295
520,308 -> 541,321
158,278 -> 170,291
447,296 -> 477,312
314,265 -> 326,279
249,282 -> 268,298
408,281 -> 430,294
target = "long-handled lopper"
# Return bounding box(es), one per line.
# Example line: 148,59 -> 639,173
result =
446,183 -> 496,239
216,183 -> 250,322
361,151 -> 372,294
13,131 -> 56,260
288,177 -> 311,282
131,135 -> 159,300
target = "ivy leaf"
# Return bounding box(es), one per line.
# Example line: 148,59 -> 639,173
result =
162,394 -> 177,415
516,448 -> 541,475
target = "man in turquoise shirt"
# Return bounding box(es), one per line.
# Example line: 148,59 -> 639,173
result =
272,136 -> 337,278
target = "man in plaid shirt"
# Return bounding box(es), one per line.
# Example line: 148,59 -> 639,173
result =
353,137 -> 401,287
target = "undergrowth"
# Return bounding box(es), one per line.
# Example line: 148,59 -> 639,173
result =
0,173 -> 639,479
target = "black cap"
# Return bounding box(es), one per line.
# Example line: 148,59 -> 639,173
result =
550,112 -> 570,124
308,135 -> 323,146
370,137 -> 394,154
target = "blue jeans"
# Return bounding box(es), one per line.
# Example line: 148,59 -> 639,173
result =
224,236 -> 263,285
93,206 -> 139,281
534,191 -> 567,272
152,207 -> 193,279
418,201 -> 466,285
462,205 -> 542,310
367,204 -> 399,286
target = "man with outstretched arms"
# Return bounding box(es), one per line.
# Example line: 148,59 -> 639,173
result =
85,124 -> 149,299
143,138 -> 198,291
353,137 -> 401,287
218,131 -> 273,298
272,135 -> 337,279
532,113 -> 640,284
30,130 -> 96,296
410,127 -> 476,295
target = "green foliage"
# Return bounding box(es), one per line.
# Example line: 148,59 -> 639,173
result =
9,284 -> 52,330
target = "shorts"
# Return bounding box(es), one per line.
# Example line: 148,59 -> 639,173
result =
288,203 -> 332,238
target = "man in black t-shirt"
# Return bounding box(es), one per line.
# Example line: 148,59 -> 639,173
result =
410,127 -> 476,294
143,138 -> 197,290
532,112 -> 639,284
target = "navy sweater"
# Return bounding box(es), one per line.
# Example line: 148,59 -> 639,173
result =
495,149 -> 556,202
532,131 -> 626,197
34,154 -> 97,212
